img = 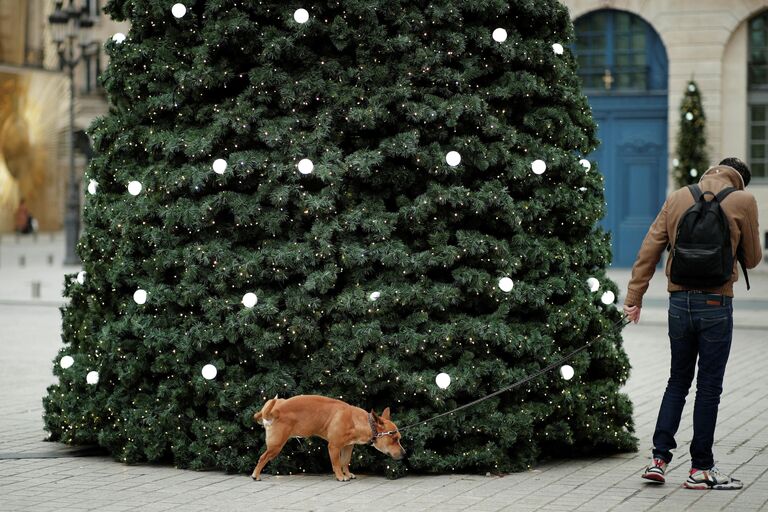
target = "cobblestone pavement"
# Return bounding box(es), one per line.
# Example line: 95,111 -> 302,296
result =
1,235 -> 767,511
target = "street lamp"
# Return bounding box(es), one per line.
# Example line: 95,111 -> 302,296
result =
49,0 -> 98,266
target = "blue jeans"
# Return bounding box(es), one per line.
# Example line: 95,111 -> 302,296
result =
652,291 -> 733,470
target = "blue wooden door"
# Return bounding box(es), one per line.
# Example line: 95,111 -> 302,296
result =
575,9 -> 669,267
590,97 -> 667,266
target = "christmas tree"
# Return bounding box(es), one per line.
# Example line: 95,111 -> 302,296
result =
673,80 -> 709,188
43,0 -> 635,477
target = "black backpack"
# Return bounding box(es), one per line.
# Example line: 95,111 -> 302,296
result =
670,185 -> 750,290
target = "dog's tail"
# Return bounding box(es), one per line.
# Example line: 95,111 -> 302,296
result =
253,395 -> 279,425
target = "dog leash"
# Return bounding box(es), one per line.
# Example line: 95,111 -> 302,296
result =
396,315 -> 631,434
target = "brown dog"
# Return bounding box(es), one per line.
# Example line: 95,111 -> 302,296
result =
251,395 -> 405,481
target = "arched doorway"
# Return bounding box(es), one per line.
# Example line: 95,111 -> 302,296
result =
574,9 -> 669,267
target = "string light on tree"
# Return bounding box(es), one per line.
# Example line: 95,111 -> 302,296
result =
127,181 -> 142,196
212,158 -> 227,174
60,356 -> 74,369
298,158 -> 314,175
171,3 -> 186,18
202,364 -> 217,380
435,372 -> 451,389
445,151 -> 461,167
293,8 -> 309,24
492,28 -> 507,42
531,159 -> 546,175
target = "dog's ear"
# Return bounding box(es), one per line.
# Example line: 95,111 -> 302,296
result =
381,407 -> 391,421
371,409 -> 383,425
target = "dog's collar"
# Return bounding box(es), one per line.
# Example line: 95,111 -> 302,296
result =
368,413 -> 398,444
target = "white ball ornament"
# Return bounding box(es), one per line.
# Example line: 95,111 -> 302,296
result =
202,364 -> 217,380
531,159 -> 546,175
685,112 -> 694,121
690,168 -> 698,178
579,159 -> 591,171
552,43 -> 564,55
87,179 -> 98,195
435,372 -> 451,389
86,371 -> 99,385
76,271 -> 86,285
586,277 -> 600,292
171,3 -> 186,18
293,8 -> 309,24
498,277 -> 514,293
127,181 -> 142,196
601,290 -> 616,305
133,289 -> 147,305
242,292 -> 258,308
298,158 -> 314,175
688,83 -> 696,92
369,291 -> 381,301
60,356 -> 74,369
112,33 -> 126,44
560,365 -> 575,380
492,28 -> 508,43
445,151 -> 461,167
212,158 -> 227,174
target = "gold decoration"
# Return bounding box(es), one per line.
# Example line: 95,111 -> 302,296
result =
0,70 -> 67,227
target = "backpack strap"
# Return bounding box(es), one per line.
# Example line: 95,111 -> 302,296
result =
687,184 -> 703,201
715,187 -> 737,203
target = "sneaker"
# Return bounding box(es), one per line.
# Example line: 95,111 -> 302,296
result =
642,458 -> 668,483
683,466 -> 743,490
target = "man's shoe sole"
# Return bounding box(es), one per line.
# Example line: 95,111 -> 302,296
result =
683,481 -> 743,490
642,473 -> 665,483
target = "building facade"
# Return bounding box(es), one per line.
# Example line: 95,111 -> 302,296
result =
0,0 -> 127,232
562,0 -> 768,266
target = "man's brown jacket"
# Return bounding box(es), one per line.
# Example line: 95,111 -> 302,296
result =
625,165 -> 762,307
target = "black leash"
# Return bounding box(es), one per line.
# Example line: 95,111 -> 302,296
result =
397,315 -> 630,433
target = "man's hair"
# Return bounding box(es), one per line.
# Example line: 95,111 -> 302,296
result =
719,157 -> 751,187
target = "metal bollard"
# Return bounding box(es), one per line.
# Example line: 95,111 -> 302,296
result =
32,281 -> 41,299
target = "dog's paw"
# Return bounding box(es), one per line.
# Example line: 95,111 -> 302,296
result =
348,473 -> 357,480
335,475 -> 350,482
251,474 -> 261,481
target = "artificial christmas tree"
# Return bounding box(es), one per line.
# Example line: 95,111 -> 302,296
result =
673,80 -> 709,188
44,0 -> 636,477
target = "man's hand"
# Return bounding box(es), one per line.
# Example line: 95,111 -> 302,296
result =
623,305 -> 641,324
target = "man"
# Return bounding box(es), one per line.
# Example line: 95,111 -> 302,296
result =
623,157 -> 761,490
14,198 -> 34,234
